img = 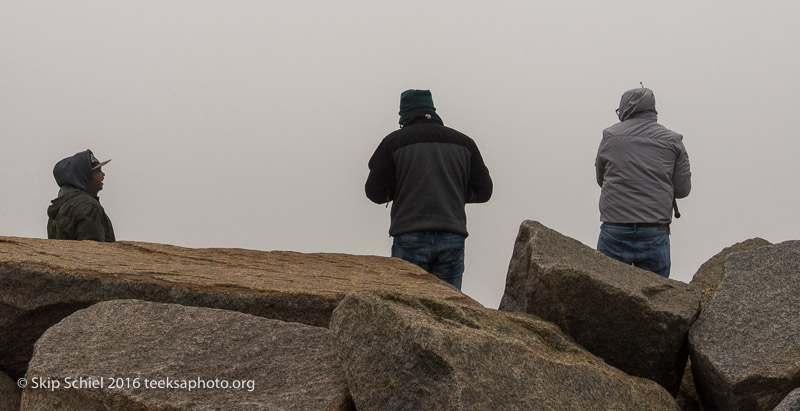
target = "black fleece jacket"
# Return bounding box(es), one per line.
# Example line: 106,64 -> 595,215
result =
365,114 -> 493,237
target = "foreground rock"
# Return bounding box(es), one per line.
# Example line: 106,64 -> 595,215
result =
774,388 -> 800,411
499,220 -> 700,394
676,238 -> 772,410
21,299 -> 353,410
689,241 -> 800,411
331,290 -> 679,410
1,371 -> 21,411
0,236 -> 476,379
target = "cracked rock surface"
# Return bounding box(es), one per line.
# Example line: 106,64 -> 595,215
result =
499,220 -> 700,394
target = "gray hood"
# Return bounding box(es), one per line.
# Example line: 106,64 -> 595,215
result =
53,150 -> 93,191
617,88 -> 658,121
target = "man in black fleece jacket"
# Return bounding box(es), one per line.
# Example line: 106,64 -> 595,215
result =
365,89 -> 493,290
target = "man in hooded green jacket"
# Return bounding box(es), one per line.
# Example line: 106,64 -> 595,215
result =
47,149 -> 115,242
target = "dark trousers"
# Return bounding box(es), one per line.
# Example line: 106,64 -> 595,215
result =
392,231 -> 466,289
597,223 -> 671,278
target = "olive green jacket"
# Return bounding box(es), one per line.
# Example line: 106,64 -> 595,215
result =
47,186 -> 115,242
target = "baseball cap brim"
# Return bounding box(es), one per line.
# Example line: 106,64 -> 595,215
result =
91,159 -> 111,170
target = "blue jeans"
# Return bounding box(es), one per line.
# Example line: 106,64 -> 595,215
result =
597,223 -> 671,278
391,231 -> 466,290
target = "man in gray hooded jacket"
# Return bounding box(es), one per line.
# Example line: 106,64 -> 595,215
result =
595,87 -> 691,278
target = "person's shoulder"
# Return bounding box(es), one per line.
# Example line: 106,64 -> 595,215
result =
383,122 -> 441,142
663,124 -> 683,140
450,127 -> 479,147
602,122 -> 623,138
383,127 -> 406,140
377,128 -> 405,152
650,122 -> 683,142
433,125 -> 481,151
441,124 -> 468,136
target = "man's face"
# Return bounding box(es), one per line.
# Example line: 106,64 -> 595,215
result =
92,168 -> 105,191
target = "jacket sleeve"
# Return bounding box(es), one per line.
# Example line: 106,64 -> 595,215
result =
672,139 -> 692,199
365,139 -> 395,204
466,142 -> 493,203
595,156 -> 605,187
595,138 -> 606,187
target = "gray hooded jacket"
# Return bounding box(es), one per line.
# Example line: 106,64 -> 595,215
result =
595,88 -> 691,224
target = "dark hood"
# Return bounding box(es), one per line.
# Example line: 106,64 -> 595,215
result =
617,88 -> 658,122
53,150 -> 94,191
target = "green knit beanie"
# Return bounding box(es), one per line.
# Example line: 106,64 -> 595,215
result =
398,89 -> 436,125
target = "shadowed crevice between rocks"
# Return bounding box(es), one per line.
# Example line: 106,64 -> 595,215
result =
0,302 -> 94,379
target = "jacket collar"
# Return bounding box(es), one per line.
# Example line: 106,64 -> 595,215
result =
628,111 -> 658,122
402,112 -> 444,127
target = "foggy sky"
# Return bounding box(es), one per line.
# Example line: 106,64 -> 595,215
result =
2,1 -> 798,308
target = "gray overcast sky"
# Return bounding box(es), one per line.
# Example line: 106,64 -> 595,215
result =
2,1 -> 798,308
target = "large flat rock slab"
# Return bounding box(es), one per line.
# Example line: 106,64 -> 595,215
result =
499,220 -> 700,394
21,299 -> 353,410
0,236 -> 476,379
689,240 -> 800,411
331,290 -> 679,410
1,371 -> 21,411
